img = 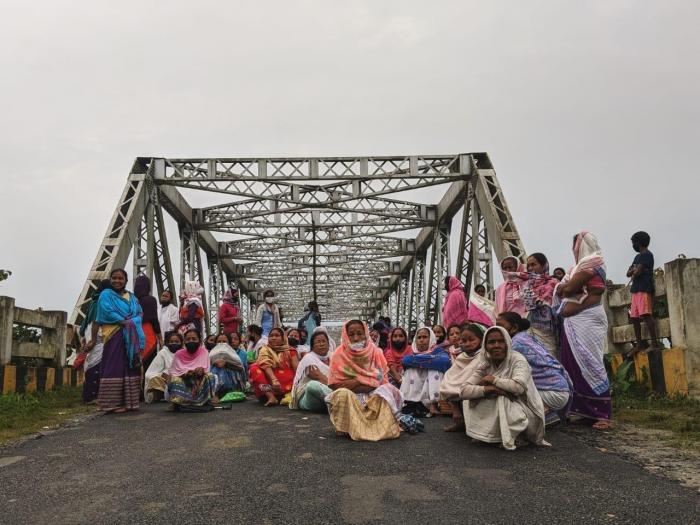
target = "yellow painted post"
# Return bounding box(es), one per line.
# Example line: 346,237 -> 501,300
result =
663,347 -> 689,396
2,364 -> 16,394
25,367 -> 37,393
45,368 -> 55,391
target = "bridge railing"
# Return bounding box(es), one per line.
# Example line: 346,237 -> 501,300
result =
0,296 -> 67,367
604,258 -> 700,397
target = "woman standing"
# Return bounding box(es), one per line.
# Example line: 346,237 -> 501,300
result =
178,281 -> 205,338
134,275 -> 162,373
95,269 -> 145,413
79,279 -> 112,403
522,253 -> 560,357
218,286 -> 242,337
254,289 -> 282,337
495,257 -> 527,317
554,231 -> 611,430
442,276 -> 469,329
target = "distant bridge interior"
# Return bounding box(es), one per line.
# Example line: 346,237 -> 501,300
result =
71,154 -> 525,332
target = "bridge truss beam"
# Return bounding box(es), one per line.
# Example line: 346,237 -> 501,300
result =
71,154 -> 525,328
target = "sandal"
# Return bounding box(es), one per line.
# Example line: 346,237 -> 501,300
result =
592,420 -> 612,430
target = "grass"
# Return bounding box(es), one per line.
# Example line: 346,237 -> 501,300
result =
0,387 -> 96,445
613,393 -> 700,450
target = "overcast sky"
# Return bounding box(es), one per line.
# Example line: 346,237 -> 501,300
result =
1,1 -> 698,316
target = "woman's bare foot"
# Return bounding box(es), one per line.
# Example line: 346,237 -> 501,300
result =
592,420 -> 612,430
263,393 -> 279,407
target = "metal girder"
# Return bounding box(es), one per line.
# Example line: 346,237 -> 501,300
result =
207,257 -> 224,332
425,226 -> 451,326
72,153 -> 525,326
69,162 -> 150,325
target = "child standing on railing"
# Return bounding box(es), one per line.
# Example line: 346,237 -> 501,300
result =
627,231 -> 659,352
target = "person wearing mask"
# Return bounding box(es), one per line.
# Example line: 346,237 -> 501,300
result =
383,327 -> 412,387
432,324 -> 447,347
166,329 -> 217,410
255,290 -> 282,337
158,290 -> 180,341
218,285 -> 243,337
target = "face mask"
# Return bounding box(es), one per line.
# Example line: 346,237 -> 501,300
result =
265,297 -> 275,304
436,335 -> 446,344
393,340 -> 406,350
185,341 -> 199,352
167,343 -> 181,353
205,342 -> 216,350
632,243 -> 641,253
160,301 -> 171,307
288,337 -> 300,347
350,341 -> 365,351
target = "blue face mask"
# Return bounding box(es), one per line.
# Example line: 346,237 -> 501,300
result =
167,343 -> 181,353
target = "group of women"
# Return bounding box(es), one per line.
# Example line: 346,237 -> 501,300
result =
77,230 -> 610,448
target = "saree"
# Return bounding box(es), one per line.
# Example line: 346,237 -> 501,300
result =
326,321 -> 403,441
248,344 -> 298,400
167,345 -> 216,407
95,289 -> 144,411
554,231 -> 611,422
461,327 -> 547,450
290,351 -> 331,411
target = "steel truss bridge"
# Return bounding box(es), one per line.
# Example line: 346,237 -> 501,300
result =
70,153 -> 525,333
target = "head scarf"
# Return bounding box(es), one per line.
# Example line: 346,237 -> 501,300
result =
209,342 -> 243,370
442,276 -> 470,328
134,274 -> 151,299
223,286 -> 238,305
384,327 -> 411,368
181,280 -> 204,309
522,260 -> 559,311
327,321 -> 388,389
496,257 -> 526,315
310,326 -> 336,356
168,344 -> 210,376
571,231 -> 606,275
411,327 -> 437,355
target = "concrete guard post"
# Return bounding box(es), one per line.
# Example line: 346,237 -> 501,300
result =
665,258 -> 700,398
0,296 -> 15,366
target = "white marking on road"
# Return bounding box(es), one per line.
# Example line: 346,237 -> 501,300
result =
0,456 -> 26,468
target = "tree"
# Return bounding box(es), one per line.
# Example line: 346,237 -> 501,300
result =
0,269 -> 11,283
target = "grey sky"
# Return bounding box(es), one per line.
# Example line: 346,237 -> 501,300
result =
1,1 -> 698,315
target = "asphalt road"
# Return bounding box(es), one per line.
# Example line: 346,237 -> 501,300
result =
0,402 -> 697,524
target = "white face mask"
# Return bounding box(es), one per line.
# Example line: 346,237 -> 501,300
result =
265,297 -> 274,304
350,341 -> 365,351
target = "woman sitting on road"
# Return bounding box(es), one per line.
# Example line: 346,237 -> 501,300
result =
400,327 -> 451,417
326,320 -> 404,441
497,312 -> 571,423
144,331 -> 180,403
460,326 -> 547,451
439,323 -> 487,432
216,332 -> 248,380
290,327 -> 334,412
384,327 -> 412,388
209,335 -> 246,399
248,327 -> 299,406
166,329 -> 217,411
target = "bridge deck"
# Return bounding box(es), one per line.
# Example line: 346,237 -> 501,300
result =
0,403 -> 696,523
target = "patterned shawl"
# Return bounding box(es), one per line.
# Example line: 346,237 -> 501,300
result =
511,332 -> 571,392
96,288 -> 145,369
328,321 -> 388,389
495,257 -> 527,316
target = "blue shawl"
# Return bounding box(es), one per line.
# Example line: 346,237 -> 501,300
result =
511,332 -> 571,392
96,288 -> 145,369
402,347 -> 452,374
